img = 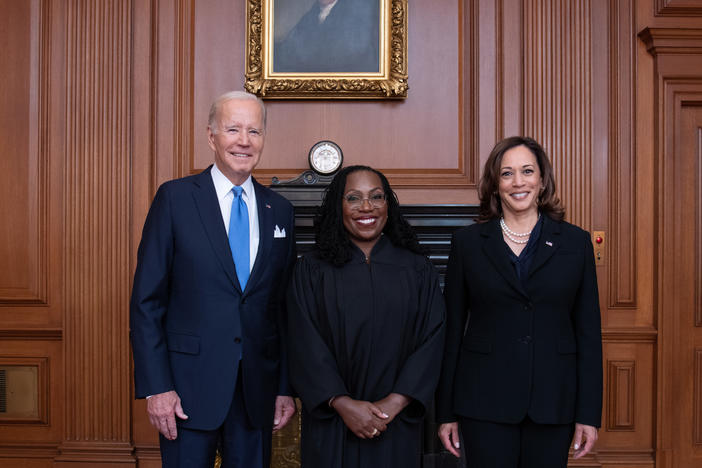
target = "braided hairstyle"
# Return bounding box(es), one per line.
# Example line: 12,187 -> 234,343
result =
315,165 -> 423,266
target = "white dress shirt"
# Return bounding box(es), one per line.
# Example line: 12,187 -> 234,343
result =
318,0 -> 338,23
211,163 -> 260,272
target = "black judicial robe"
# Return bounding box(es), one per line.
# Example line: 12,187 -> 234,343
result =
287,236 -> 446,468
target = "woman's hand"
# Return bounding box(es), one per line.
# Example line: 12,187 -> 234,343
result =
438,422 -> 461,458
331,396 -> 389,439
572,423 -> 598,458
373,393 -> 410,425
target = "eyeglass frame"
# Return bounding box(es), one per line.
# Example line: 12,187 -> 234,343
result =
342,191 -> 388,209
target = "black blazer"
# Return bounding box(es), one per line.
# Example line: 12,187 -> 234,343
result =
130,167 -> 296,430
436,216 -> 602,427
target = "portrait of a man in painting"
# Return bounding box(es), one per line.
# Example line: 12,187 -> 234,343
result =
273,0 -> 381,74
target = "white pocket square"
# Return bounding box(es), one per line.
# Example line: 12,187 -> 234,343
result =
273,225 -> 286,238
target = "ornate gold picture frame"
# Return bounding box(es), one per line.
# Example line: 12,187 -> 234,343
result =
245,0 -> 408,99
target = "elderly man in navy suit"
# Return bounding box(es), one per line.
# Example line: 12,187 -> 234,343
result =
130,91 -> 297,467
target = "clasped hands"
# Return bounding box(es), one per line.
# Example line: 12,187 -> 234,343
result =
146,390 -> 296,440
331,393 -> 410,439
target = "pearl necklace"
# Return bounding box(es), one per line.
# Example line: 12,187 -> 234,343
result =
500,217 -> 535,244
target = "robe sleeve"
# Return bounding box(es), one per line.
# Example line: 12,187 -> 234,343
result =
392,258 -> 447,423
287,256 -> 350,419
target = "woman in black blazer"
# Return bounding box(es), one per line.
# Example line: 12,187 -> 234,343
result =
436,136 -> 602,467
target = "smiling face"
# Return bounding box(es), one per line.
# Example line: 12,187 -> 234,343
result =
498,145 -> 543,218
207,98 -> 265,186
341,170 -> 388,255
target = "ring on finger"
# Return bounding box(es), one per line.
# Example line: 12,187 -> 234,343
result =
371,428 -> 379,436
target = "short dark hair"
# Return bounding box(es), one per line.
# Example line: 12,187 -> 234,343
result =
315,165 -> 423,266
477,136 -> 565,222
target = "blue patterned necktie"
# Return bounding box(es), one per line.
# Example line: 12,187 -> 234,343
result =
229,186 -> 250,290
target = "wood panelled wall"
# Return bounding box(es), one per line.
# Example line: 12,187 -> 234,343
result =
1,0 -> 701,466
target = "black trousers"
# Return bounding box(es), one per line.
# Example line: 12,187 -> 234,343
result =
459,416 -> 574,468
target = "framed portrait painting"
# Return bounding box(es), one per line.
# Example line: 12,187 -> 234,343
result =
245,0 -> 408,99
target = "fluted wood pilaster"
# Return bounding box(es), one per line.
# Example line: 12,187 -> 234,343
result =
523,0 -> 592,230
56,0 -> 134,464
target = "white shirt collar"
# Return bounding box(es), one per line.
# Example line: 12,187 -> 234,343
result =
211,163 -> 254,201
318,0 -> 338,22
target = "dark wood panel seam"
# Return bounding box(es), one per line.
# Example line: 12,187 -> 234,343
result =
0,329 -> 62,340
602,328 -> 657,342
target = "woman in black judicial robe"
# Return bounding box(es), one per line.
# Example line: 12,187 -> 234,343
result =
287,166 -> 446,468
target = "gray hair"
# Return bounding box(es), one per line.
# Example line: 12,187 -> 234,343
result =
207,91 -> 267,133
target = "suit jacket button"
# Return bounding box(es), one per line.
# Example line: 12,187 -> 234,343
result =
234,337 -> 242,343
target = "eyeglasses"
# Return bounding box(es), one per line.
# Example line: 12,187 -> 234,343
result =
343,192 -> 387,209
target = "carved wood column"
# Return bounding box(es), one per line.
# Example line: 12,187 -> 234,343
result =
54,0 -> 134,465
522,0 -> 594,230
639,26 -> 702,468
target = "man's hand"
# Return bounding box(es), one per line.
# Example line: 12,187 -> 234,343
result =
373,393 -> 410,425
331,396 -> 389,439
147,390 -> 188,440
572,423 -> 598,459
438,422 -> 461,458
273,396 -> 297,433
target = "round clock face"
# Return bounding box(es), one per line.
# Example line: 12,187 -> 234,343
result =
309,141 -> 343,175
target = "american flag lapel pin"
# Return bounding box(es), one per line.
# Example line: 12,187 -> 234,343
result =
265,203 -> 271,209
545,241 -> 553,247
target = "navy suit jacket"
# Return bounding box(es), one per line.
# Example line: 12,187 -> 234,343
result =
436,216 -> 603,428
130,166 -> 296,430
